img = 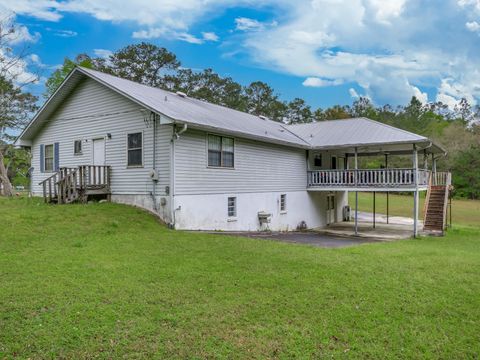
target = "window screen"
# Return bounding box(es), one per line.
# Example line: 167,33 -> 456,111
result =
127,132 -> 142,167
208,135 -> 234,168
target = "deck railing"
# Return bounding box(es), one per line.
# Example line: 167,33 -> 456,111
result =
39,165 -> 111,203
431,171 -> 450,186
307,168 -> 431,188
78,165 -> 111,189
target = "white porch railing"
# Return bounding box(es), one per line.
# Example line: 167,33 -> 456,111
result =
307,168 -> 431,188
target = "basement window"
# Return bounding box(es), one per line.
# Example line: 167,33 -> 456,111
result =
208,134 -> 234,168
280,194 -> 287,212
228,197 -> 237,217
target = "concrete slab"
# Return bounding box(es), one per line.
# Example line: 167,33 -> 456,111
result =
318,211 -> 420,240
210,231 -> 378,248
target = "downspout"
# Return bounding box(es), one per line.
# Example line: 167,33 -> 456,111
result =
170,123 -> 188,228
151,113 -> 158,212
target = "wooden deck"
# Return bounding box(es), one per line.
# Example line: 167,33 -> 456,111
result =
307,168 -> 430,191
40,165 -> 111,204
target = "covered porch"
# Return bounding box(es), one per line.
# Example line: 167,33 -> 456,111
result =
305,140 -> 449,237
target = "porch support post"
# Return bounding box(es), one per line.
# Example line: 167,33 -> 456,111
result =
385,154 -> 389,224
354,147 -> 358,236
423,150 -> 428,171
373,191 -> 376,229
413,144 -> 419,238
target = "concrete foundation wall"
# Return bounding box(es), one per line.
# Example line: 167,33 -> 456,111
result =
173,190 -> 348,231
110,194 -> 172,223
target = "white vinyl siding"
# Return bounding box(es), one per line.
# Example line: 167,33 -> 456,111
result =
31,78 -> 171,196
175,129 -> 307,195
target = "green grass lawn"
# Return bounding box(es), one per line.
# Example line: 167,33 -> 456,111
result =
1,197 -> 479,358
348,192 -> 480,227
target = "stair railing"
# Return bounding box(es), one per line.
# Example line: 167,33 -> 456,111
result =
423,170 -> 433,227
39,172 -> 60,203
57,168 -> 79,204
442,172 -> 452,231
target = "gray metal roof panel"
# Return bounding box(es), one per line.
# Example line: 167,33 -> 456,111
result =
285,118 -> 428,148
76,67 -> 309,147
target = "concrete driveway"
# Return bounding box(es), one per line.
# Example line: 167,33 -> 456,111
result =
216,231 -> 378,248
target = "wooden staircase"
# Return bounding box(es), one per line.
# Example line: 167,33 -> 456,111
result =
40,165 -> 111,204
423,172 -> 452,234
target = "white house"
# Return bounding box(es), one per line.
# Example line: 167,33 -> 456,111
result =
15,67 -> 450,235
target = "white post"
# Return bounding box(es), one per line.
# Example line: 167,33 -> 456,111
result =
413,144 -> 419,238
354,147 -> 358,236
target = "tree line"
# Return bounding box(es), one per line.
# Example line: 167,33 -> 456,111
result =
2,36 -> 480,198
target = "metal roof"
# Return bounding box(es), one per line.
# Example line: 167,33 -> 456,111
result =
17,67 -> 445,154
74,68 -> 310,148
286,118 -> 444,153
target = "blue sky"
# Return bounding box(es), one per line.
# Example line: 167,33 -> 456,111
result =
2,0 -> 480,110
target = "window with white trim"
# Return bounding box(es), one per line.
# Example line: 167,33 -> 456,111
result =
74,140 -> 82,155
127,132 -> 143,167
280,194 -> 287,212
228,197 -> 236,217
208,134 -> 234,168
44,144 -> 54,172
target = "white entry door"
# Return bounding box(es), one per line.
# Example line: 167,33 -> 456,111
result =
92,138 -> 105,165
327,194 -> 336,225
92,138 -> 105,185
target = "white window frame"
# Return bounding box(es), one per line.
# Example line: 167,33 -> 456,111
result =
74,139 -> 82,155
44,144 -> 54,173
280,194 -> 287,213
126,131 -> 144,168
206,133 -> 235,169
227,196 -> 237,218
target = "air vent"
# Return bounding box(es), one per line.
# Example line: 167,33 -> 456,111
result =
258,115 -> 268,120
176,91 -> 187,98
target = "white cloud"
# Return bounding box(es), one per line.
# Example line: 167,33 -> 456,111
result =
367,0 -> 407,24
93,49 -> 113,59
349,88 -> 360,99
132,27 -> 204,44
0,1 -> 62,21
202,31 -> 219,42
0,48 -> 38,84
235,17 -> 277,31
466,21 -> 480,32
303,77 -> 343,87
29,54 -> 41,63
0,19 -> 41,44
53,29 -> 78,37
133,28 -> 219,44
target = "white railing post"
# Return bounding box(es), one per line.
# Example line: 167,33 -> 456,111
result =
413,145 -> 419,238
